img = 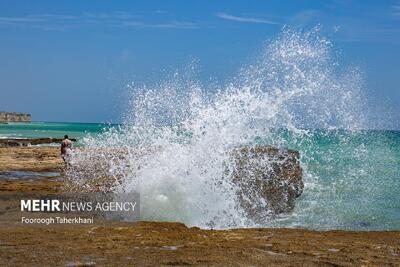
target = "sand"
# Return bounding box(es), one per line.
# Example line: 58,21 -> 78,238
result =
0,147 -> 399,266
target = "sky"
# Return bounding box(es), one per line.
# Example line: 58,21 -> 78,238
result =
0,0 -> 399,128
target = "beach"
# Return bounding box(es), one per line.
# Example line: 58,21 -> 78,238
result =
0,146 -> 399,266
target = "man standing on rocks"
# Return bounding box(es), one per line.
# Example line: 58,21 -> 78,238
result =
61,135 -> 73,164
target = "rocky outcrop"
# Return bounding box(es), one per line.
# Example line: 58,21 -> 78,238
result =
0,144 -> 303,222
67,145 -> 303,218
0,138 -> 76,147
0,112 -> 31,123
64,145 -> 303,217
229,146 -> 303,221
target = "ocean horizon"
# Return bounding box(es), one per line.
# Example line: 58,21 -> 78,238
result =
1,121 -> 399,139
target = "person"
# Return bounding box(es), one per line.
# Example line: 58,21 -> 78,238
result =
61,135 -> 73,163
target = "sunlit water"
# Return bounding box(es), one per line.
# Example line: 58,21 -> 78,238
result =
0,121 -> 110,140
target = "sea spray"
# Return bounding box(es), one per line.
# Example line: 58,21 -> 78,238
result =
65,27 -> 397,230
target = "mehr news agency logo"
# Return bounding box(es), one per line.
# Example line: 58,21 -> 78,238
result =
19,194 -> 139,225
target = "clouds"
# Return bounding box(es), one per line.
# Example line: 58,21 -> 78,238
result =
1,3 -> 399,42
0,16 -> 43,24
392,3 -> 400,19
0,11 -> 198,30
215,12 -> 280,25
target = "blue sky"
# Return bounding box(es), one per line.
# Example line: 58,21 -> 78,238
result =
0,0 -> 399,128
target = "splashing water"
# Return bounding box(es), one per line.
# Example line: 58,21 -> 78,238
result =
67,28 -> 400,230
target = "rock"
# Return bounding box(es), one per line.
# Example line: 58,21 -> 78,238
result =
0,138 -> 77,147
0,112 -> 31,123
0,147 -> 63,172
64,145 -> 303,219
229,146 -> 303,221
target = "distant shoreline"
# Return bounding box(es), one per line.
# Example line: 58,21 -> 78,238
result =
1,121 -> 399,131
0,112 -> 31,123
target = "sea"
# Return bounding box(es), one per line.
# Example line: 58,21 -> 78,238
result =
1,122 -> 399,231
1,28 -> 399,231
0,121 -> 111,142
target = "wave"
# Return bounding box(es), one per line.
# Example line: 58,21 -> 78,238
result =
66,27 -> 398,230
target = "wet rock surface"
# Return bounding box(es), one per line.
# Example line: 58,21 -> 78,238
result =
0,147 -> 63,172
0,218 -> 399,266
230,146 -> 303,219
0,138 -> 76,147
1,146 -> 304,215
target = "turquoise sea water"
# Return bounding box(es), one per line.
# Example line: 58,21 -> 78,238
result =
1,121 -> 399,230
269,129 -> 400,231
0,121 -> 112,140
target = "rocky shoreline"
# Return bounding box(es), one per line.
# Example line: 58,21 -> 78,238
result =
0,146 -> 399,266
1,220 -> 398,266
0,137 -> 77,148
0,147 -> 63,172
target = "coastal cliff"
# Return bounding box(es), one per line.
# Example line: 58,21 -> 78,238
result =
0,112 -> 31,123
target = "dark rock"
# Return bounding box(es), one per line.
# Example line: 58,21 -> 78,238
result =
229,146 -> 303,221
0,138 -> 77,147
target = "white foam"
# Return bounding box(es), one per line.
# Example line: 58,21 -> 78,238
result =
68,28 -> 367,229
